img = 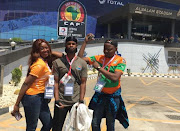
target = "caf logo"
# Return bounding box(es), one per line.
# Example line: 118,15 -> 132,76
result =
60,1 -> 85,22
99,0 -> 106,4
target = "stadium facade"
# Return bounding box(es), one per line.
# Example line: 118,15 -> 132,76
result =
0,0 -> 180,41
1,0 -> 180,75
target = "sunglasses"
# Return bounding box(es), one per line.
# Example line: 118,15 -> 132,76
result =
105,40 -> 113,44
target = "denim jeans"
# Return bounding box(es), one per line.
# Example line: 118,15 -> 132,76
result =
92,97 -> 120,131
52,105 -> 72,131
21,94 -> 52,131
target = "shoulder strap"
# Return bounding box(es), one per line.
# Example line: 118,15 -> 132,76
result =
60,55 -> 81,85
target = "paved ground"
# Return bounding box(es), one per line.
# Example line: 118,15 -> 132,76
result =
1,76 -> 180,131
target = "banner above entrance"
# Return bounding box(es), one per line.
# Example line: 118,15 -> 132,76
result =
129,3 -> 177,19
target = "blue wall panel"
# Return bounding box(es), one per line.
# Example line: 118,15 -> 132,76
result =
0,0 -> 179,41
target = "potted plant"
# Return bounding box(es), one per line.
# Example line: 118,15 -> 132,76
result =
10,67 -> 22,86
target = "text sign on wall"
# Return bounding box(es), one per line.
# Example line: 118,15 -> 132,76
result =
129,3 -> 177,19
58,0 -> 87,38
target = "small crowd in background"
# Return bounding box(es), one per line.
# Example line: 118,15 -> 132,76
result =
102,32 -> 180,44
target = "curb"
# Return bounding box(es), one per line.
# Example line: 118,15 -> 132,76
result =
123,74 -> 180,78
0,73 -> 179,115
87,73 -> 180,79
0,104 -> 23,116
0,106 -> 10,115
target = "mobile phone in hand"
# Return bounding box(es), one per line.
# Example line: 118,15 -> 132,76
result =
14,112 -> 22,121
56,104 -> 61,108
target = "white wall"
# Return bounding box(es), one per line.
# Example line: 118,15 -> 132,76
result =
3,42 -> 179,84
118,42 -> 168,73
83,42 -> 172,74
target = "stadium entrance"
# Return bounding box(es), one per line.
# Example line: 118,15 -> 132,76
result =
97,3 -> 180,42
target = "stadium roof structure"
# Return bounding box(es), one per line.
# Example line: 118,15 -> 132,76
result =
98,3 -> 180,25
157,0 -> 180,5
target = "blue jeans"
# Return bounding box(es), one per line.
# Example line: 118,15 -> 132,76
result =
92,97 -> 120,131
21,94 -> 52,131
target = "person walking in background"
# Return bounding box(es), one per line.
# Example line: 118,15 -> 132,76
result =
11,39 -> 63,131
52,36 -> 92,131
78,38 -> 129,131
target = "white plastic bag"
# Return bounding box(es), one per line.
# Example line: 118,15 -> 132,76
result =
63,103 -> 78,131
63,102 -> 93,131
76,103 -> 93,131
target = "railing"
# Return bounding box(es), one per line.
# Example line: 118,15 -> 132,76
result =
85,38 -> 166,46
164,42 -> 180,48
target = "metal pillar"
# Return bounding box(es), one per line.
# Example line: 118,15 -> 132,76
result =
171,19 -> 175,38
108,24 -> 111,38
128,14 -> 132,39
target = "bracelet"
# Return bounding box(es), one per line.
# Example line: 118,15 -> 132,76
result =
55,100 -> 61,104
79,100 -> 84,103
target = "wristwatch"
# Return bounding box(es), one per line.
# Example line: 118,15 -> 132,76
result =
96,66 -> 101,71
79,100 -> 84,103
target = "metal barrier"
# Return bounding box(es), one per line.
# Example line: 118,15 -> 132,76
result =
0,65 -> 4,97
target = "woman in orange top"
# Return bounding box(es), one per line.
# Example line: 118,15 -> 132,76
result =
11,39 -> 63,131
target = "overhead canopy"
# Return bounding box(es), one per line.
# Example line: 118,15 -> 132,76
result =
157,0 -> 180,5
97,4 -> 129,24
98,3 -> 180,25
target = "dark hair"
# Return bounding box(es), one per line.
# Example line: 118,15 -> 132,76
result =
27,39 -> 52,75
104,39 -> 117,47
65,36 -> 78,43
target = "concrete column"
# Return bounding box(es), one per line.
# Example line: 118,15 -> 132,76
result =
171,19 -> 175,38
127,14 -> 132,39
0,65 -> 4,97
108,24 -> 111,38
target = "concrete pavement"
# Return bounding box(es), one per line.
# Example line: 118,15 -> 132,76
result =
1,76 -> 180,130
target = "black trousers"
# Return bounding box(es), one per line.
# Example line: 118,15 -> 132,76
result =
52,104 -> 72,131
